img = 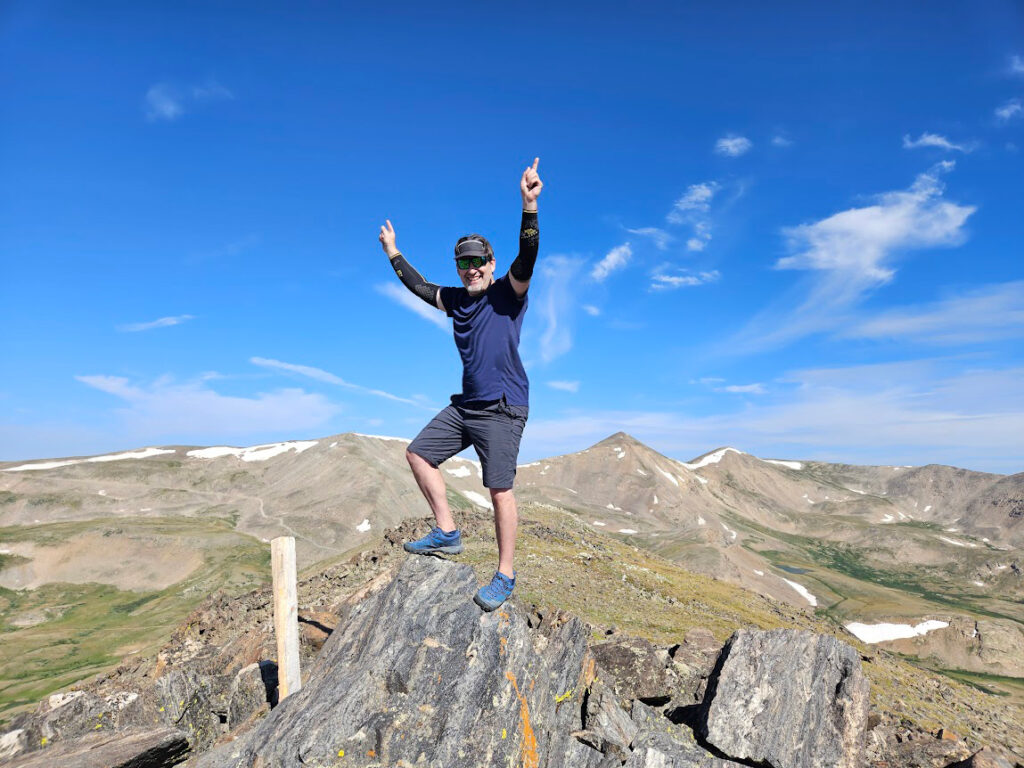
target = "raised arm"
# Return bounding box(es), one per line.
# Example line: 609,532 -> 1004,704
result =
509,157 -> 542,298
379,219 -> 444,310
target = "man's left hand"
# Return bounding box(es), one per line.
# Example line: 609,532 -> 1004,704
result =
521,157 -> 542,210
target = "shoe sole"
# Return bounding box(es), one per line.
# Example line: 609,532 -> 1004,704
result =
473,592 -> 510,612
403,544 -> 463,556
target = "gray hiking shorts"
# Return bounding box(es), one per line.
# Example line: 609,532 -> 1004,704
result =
408,397 -> 529,489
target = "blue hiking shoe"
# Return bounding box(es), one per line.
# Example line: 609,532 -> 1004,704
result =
474,570 -> 516,611
403,526 -> 463,556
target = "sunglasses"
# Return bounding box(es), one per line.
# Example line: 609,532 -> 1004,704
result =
455,256 -> 491,270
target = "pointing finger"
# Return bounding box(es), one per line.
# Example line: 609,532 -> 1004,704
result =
532,157 -> 539,170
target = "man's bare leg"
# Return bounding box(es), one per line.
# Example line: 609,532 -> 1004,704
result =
490,487 -> 517,578
406,450 -> 457,532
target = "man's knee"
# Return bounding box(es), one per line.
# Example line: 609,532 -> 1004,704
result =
490,487 -> 514,502
406,448 -> 432,469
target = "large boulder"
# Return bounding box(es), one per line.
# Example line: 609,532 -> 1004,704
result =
700,628 -> 870,768
191,555 -> 604,767
7,726 -> 189,768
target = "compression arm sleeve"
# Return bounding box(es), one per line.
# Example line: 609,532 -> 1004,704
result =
389,252 -> 441,306
510,210 -> 539,282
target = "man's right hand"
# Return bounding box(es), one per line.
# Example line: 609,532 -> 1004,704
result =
379,219 -> 399,257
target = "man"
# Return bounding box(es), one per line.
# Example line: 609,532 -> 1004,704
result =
378,158 -> 543,611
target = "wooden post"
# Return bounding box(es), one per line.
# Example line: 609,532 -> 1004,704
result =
271,536 -> 302,700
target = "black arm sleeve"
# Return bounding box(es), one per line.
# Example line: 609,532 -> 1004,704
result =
389,252 -> 440,306
509,210 -> 539,282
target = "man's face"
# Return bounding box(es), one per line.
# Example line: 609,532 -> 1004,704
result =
457,256 -> 496,296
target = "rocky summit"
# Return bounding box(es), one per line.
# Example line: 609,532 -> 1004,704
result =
191,556 -> 869,768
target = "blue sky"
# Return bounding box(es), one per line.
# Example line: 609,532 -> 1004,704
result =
2,1 -> 1023,472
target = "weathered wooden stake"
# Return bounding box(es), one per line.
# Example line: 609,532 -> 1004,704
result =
271,536 -> 302,700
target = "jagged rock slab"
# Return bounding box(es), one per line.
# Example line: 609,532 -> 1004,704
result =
192,555 -> 604,768
701,628 -> 869,768
7,726 -> 189,768
627,702 -> 743,767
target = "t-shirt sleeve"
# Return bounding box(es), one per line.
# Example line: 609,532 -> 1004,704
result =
439,286 -> 461,317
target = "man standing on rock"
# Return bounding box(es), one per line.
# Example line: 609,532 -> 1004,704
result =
378,158 -> 543,612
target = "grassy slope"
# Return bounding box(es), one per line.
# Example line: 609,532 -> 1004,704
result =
0,516 -> 268,725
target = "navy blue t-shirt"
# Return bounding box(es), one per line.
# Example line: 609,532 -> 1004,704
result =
439,275 -> 529,406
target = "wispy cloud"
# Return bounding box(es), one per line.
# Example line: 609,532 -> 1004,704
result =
117,315 -> 195,332
720,383 -> 766,394
534,255 -> 585,363
548,380 -> 580,393
668,183 -> 718,220
714,135 -> 752,157
902,132 -> 973,153
995,98 -> 1023,121
734,163 -> 975,349
667,182 -> 719,251
771,135 -> 793,147
626,227 -> 673,251
144,79 -> 234,122
650,269 -> 720,291
76,374 -> 339,441
250,357 -> 433,409
522,360 -> 1024,473
777,162 -> 973,281
582,305 -> 601,317
1010,55 -> 1024,75
375,283 -> 450,331
591,243 -> 632,281
842,281 -> 1024,345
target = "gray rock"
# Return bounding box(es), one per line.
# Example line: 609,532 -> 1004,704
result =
591,635 -> 670,703
227,663 -> 269,730
700,628 -> 870,768
627,702 -> 743,767
191,555 -> 602,768
947,746 -> 1018,768
7,726 -> 189,768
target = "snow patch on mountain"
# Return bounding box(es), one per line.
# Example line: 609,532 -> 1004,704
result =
783,578 -> 817,606
845,620 -> 948,644
4,447 -> 177,472
188,441 -> 318,462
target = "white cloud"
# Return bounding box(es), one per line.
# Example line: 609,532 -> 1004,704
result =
548,380 -> 580,393
733,163 -> 975,350
591,243 -> 632,281
192,80 -> 234,101
626,227 -> 673,251
582,305 -> 601,317
714,135 -> 752,157
668,183 -> 718,220
777,162 -> 974,282
902,133 -> 972,153
144,80 -> 233,122
375,283 -> 450,331
1010,55 -> 1024,75
771,135 -> 793,147
250,357 -> 431,409
720,384 -> 766,394
667,183 -> 719,251
532,254 -> 585,363
75,374 -> 340,441
521,361 -> 1024,473
842,281 -> 1024,344
995,99 -> 1023,121
650,269 -> 720,291
145,85 -> 184,121
117,315 -> 195,332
